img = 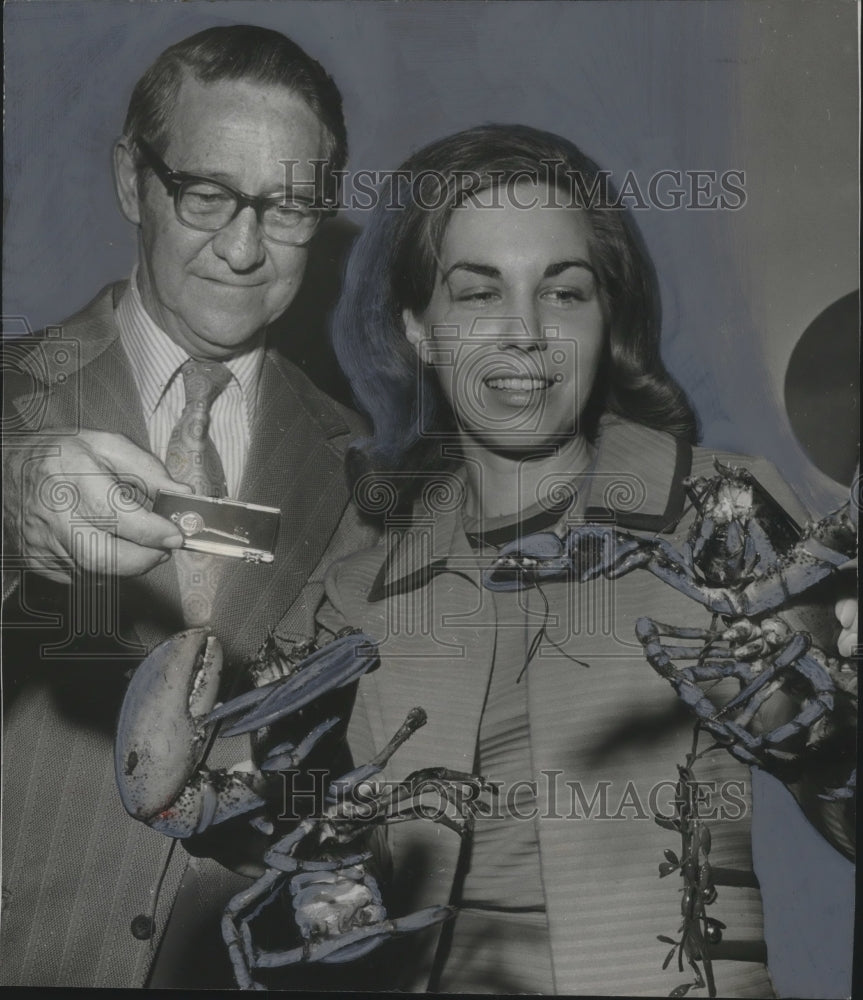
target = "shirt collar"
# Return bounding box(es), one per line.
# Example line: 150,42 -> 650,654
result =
370,415 -> 692,600
115,265 -> 265,422
224,342 -> 265,426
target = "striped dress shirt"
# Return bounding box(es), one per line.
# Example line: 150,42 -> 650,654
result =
115,269 -> 264,497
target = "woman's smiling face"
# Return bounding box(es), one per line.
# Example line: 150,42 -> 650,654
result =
404,181 -> 606,457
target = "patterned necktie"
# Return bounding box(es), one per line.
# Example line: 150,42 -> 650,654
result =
165,359 -> 233,626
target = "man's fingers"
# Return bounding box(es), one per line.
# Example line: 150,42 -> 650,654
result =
46,469 -> 148,527
64,525 -> 174,577
116,507 -> 185,549
84,431 -> 193,500
41,468 -> 183,548
12,431 -> 196,581
31,470 -> 184,557
110,538 -> 174,577
68,489 -> 185,549
119,450 -> 194,501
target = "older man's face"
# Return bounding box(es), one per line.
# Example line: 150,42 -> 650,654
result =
125,75 -> 326,359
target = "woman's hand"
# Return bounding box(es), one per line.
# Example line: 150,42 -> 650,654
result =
835,596 -> 858,658
834,556 -> 857,658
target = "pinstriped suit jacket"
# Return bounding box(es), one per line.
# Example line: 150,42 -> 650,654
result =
316,417 -> 839,996
0,282 -> 374,987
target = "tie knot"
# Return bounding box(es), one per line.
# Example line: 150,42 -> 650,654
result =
180,359 -> 233,409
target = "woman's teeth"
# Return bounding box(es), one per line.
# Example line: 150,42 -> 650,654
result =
485,377 -> 551,391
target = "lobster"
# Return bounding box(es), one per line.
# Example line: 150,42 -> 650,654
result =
482,460 -> 857,850
114,627 -> 490,989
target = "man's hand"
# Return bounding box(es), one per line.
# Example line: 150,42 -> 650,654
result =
4,429 -> 191,582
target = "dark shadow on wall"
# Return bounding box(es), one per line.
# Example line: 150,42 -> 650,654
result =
270,215 -> 361,409
784,289 -> 860,489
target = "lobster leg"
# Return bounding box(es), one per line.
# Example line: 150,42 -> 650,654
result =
326,707 -> 428,803
249,905 -> 452,968
635,619 -> 756,685
362,768 -> 493,836
636,618 -> 839,768
222,868 -> 284,990
261,717 -> 341,772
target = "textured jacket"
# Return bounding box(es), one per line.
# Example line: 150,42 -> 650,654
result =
316,415 -> 834,996
0,282 -> 374,987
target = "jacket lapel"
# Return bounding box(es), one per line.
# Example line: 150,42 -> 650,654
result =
39,282 -> 146,445
45,284 -> 183,652
211,350 -> 353,663
357,553 -> 496,991
525,596 -> 586,994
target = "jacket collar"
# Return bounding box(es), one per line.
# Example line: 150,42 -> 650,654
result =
51,281 -> 130,375
370,415 -> 692,601
580,414 -> 692,528
369,494 -> 474,601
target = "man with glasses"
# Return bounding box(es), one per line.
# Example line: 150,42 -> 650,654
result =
2,25 -> 370,988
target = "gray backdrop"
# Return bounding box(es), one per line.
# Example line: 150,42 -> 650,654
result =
3,1 -> 858,996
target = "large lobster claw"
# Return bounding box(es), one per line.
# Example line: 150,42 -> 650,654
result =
114,628 -> 266,838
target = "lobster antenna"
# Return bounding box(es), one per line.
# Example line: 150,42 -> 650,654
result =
516,582 -> 589,684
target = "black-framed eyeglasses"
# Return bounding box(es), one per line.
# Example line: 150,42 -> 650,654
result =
135,137 -> 323,246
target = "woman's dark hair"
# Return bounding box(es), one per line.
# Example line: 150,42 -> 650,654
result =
333,124 -> 698,487
123,25 -> 347,205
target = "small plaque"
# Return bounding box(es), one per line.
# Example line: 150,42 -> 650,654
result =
153,490 -> 280,564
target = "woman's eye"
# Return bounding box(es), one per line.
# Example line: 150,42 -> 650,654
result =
453,289 -> 501,305
541,287 -> 590,305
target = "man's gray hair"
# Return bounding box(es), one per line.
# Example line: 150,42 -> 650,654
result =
123,24 -> 347,205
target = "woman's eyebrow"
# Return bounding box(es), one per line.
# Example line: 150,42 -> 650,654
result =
440,262 -> 500,284
544,259 -> 595,278
440,259 -> 596,284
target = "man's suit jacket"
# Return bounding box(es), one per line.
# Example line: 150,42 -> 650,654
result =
0,282 -> 373,987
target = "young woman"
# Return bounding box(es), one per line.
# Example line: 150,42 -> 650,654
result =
316,125 -> 854,995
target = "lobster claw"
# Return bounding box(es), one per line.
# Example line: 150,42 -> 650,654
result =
482,532 -> 569,591
206,632 -> 381,737
114,628 -> 265,839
